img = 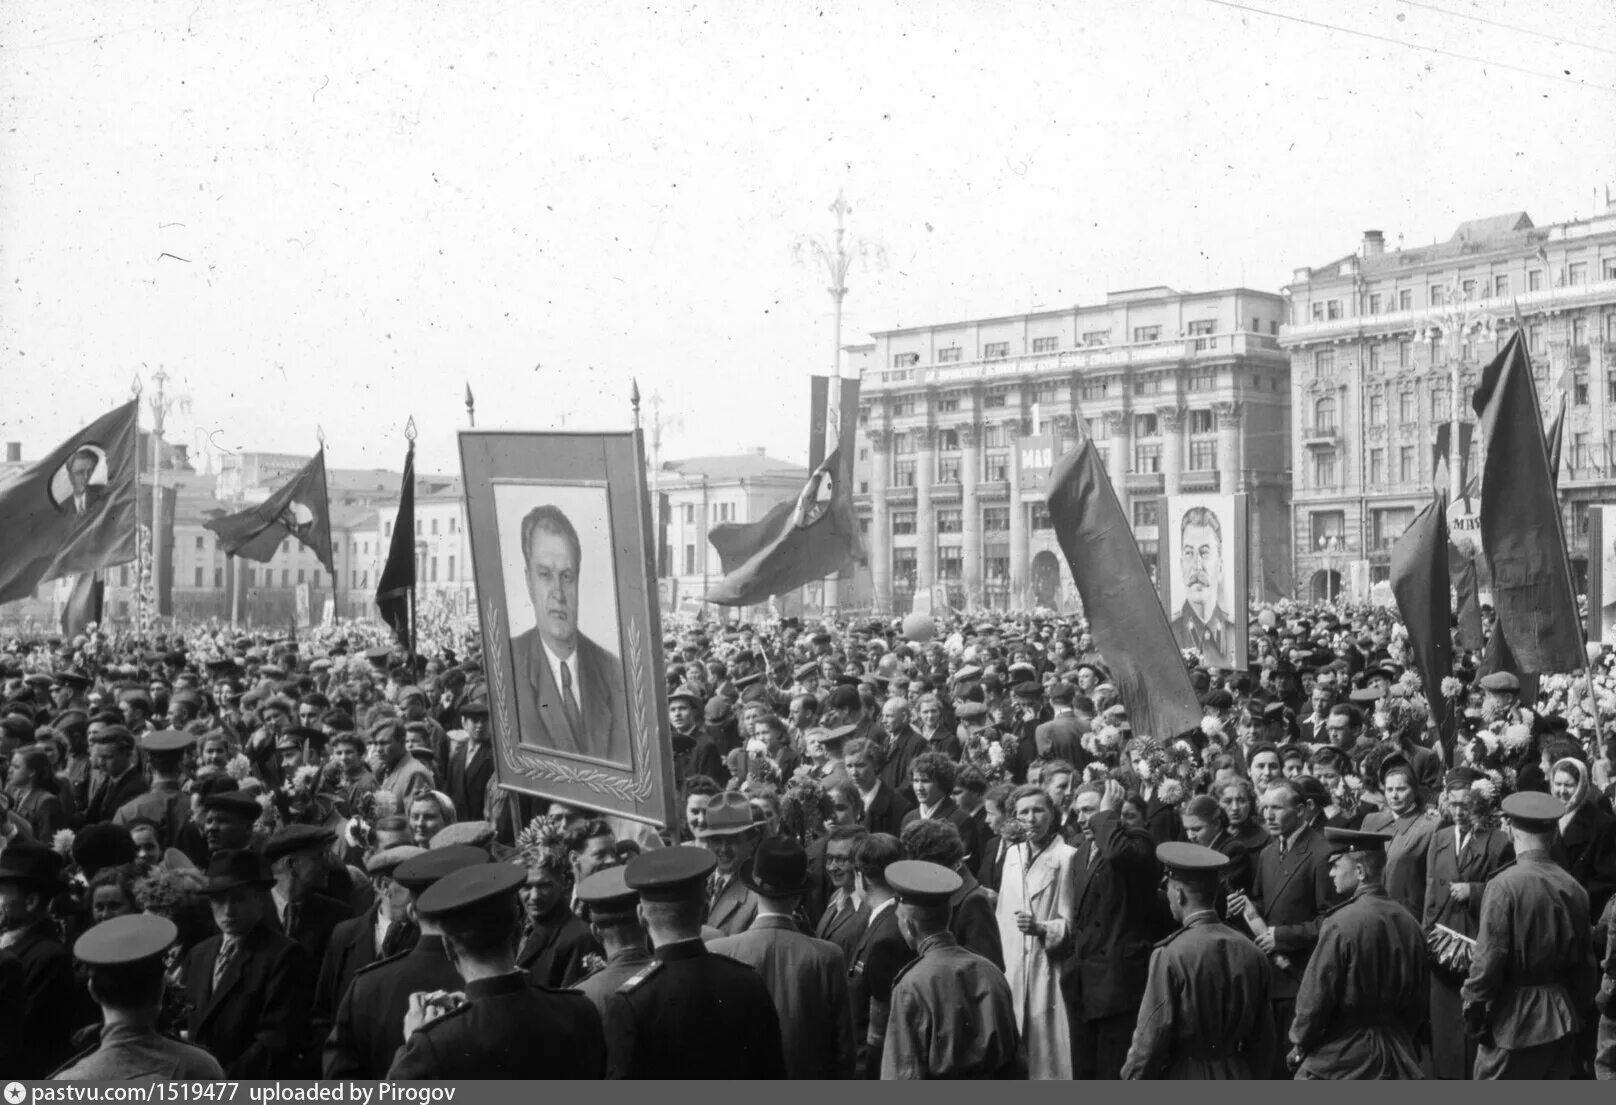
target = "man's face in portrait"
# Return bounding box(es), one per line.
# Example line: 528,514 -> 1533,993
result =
67,452 -> 95,496
1181,518 -> 1223,619
526,526 -> 580,656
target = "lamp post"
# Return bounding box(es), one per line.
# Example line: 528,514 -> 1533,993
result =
1318,534 -> 1343,604
1431,286 -> 1493,501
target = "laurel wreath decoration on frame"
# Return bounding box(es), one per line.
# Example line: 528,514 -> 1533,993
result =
485,597 -> 654,805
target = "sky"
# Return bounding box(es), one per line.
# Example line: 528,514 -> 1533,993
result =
3,0 -> 1614,480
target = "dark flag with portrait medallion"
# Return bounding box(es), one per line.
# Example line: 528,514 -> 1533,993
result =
376,440 -> 416,649
1046,436 -> 1202,740
0,400 -> 139,603
204,449 -> 335,574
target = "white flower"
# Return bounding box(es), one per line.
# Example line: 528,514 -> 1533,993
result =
1440,677 -> 1463,699
987,743 -> 1006,767
1200,716 -> 1224,738
1157,779 -> 1185,805
1498,723 -> 1531,753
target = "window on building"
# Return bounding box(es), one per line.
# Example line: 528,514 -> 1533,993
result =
895,398 -> 917,416
1032,336 -> 1059,353
1461,279 -> 1477,299
684,545 -> 696,574
1079,379 -> 1108,400
1310,302 -> 1324,322
1576,374 -> 1590,406
982,393 -> 1006,408
1395,289 -> 1411,311
892,511 -> 917,536
938,346 -> 963,363
983,507 -> 1010,533
1132,326 -> 1162,343
936,397 -> 959,413
1529,324 -> 1543,354
937,456 -> 961,483
1367,344 -> 1382,374
194,535 -> 205,551
1132,499 -> 1159,528
937,545 -> 963,580
1367,391 -> 1385,426
1494,274 -> 1510,298
1188,439 -> 1217,470
1132,375 -> 1160,396
1314,349 -> 1335,378
1572,432 -> 1590,471
1186,368 -> 1216,391
985,452 -> 1009,481
1373,507 -> 1417,548
448,517 -> 456,534
1189,409 -> 1215,434
1368,293 -> 1382,315
1396,338 -> 1411,370
893,352 -> 919,367
1081,330 -> 1110,347
1326,299 -> 1343,320
1572,315 -> 1589,348
215,567 -> 224,588
937,510 -> 962,534
282,569 -> 290,587
894,460 -> 916,487
1431,385 -> 1450,421
1314,397 -> 1337,432
415,520 -> 422,536
1311,451 -> 1337,487
1429,285 -> 1445,307
1398,446 -> 1416,483
1134,413 -> 1159,438
683,503 -> 694,524
1134,443 -> 1161,473
448,556 -> 455,581
1569,262 -> 1588,286
1398,391 -> 1415,423
1608,311 -> 1616,343
1529,270 -> 1544,292
894,432 -> 915,455
430,519 -> 439,536
1187,319 -> 1217,350
194,566 -> 204,587
244,567 -> 254,586
1310,510 -> 1346,546
1030,504 -> 1052,531
983,341 -> 1010,359
937,428 -> 960,452
1369,448 -> 1385,484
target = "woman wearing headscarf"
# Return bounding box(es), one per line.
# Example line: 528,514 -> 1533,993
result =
1549,755 -> 1616,922
1421,768 -> 1512,1079
1360,754 -> 1439,919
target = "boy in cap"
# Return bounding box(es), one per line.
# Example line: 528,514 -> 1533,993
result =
880,859 -> 1021,1080
1462,792 -> 1597,1079
1286,828 -> 1427,1079
52,915 -> 224,1080
386,863 -> 606,1078
1122,843 -> 1275,1079
602,847 -> 785,1079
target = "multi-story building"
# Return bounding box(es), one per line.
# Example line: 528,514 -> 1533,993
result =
850,286 -> 1292,613
655,450 -> 809,612
1281,212 -> 1616,598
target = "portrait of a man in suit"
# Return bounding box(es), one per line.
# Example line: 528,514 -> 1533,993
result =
509,503 -> 632,764
1170,504 -> 1233,667
57,445 -> 109,518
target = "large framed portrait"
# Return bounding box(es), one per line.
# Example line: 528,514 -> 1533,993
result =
459,430 -> 676,829
1588,504 -> 1616,646
1161,492 -> 1249,671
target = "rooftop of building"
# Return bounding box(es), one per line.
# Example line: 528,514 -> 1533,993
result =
1297,210 -> 1616,284
861,285 -> 1284,339
660,451 -> 807,482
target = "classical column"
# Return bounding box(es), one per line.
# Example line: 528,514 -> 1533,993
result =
1160,405 -> 1186,495
868,426 -> 892,612
1104,409 -> 1131,510
959,423 -> 982,609
914,425 -> 937,596
1007,419 -> 1029,607
1214,401 -> 1244,491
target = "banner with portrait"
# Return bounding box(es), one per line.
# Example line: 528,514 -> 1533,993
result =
459,430 -> 676,829
1160,492 -> 1249,670
1588,504 -> 1616,646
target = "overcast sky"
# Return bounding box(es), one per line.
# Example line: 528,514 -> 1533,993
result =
3,0 -> 1613,479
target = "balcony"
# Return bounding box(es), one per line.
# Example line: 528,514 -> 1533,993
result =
1301,425 -> 1341,448
1125,471 -> 1166,494
863,332 -> 1286,392
1282,276 -> 1616,346
1180,469 -> 1221,492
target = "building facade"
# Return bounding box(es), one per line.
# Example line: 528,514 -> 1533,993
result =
1281,212 -> 1616,599
850,286 -> 1292,614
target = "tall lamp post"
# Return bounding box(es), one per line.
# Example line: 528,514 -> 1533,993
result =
795,190 -> 883,612
1318,534 -> 1343,604
1432,286 -> 1493,501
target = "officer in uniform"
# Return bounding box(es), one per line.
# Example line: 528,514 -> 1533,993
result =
1122,843 -> 1277,1079
52,915 -> 224,1080
1287,828 -> 1428,1079
387,863 -> 606,1078
573,866 -> 652,1021
322,845 -> 487,1078
602,847 -> 786,1079
1462,792 -> 1597,1079
879,860 -> 1021,1079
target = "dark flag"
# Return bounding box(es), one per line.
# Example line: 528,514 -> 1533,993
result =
1546,392 -> 1568,483
1390,493 -> 1453,733
0,400 -> 139,604
1046,436 -> 1202,740
1449,542 -> 1485,651
1431,420 -> 1474,487
705,446 -> 862,606
1470,330 -> 1582,674
376,441 -> 416,649
59,573 -> 104,637
204,449 -> 335,575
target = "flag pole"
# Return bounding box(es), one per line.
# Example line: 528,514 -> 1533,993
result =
405,417 -> 419,676
465,383 -> 476,429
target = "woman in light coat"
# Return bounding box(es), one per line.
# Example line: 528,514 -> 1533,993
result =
995,783 -> 1079,1080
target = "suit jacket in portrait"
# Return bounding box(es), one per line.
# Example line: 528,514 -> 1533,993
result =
1170,600 -> 1233,668
511,627 -> 631,764
184,925 -> 313,1077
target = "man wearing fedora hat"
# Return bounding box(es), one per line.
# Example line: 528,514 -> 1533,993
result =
184,849 -> 314,1077
697,791 -> 761,937
708,836 -> 855,1079
0,841 -> 93,1076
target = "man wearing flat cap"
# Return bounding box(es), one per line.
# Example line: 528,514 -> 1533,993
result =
52,915 -> 224,1080
323,847 -> 486,1078
602,847 -> 786,1079
1462,792 -> 1598,1079
880,860 -> 1021,1080
184,850 -> 313,1077
386,863 -> 607,1078
1286,829 -> 1427,1079
1123,843 -> 1276,1079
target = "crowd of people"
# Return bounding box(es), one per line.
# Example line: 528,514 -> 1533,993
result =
0,600 -> 1613,1079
